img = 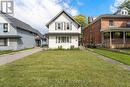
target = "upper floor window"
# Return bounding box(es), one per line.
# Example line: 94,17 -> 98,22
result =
55,22 -> 72,30
109,20 -> 114,26
3,23 -> 9,32
122,11 -> 124,15
55,22 -> 63,30
58,23 -> 61,29
121,10 -> 128,15
126,21 -> 130,27
66,22 -> 72,30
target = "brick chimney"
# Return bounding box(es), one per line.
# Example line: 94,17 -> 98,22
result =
88,16 -> 91,24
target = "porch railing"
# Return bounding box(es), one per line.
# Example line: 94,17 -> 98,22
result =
104,38 -> 130,44
126,39 -> 130,44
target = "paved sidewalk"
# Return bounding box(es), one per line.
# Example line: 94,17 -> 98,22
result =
89,51 -> 130,70
0,48 -> 42,66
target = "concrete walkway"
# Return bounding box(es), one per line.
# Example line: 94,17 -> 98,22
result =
89,50 -> 130,70
79,46 -> 86,51
0,48 -> 42,66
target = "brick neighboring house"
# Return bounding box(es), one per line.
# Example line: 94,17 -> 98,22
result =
83,14 -> 130,48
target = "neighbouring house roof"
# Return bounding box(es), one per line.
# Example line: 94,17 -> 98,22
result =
0,11 -> 43,38
46,10 -> 80,28
114,7 -> 130,15
85,14 -> 130,29
0,35 -> 22,38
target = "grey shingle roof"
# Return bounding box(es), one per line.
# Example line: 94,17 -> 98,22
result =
100,14 -> 130,18
0,11 -> 43,38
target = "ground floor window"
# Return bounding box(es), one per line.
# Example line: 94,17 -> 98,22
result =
56,36 -> 71,43
0,39 -> 8,46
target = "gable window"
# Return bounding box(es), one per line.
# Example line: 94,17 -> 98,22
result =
67,23 -> 70,30
122,11 -> 124,15
55,22 -> 72,30
55,22 -> 63,30
65,22 -> 72,30
3,23 -> 9,32
0,39 -> 8,46
109,20 -> 114,26
58,23 -> 61,29
125,11 -> 127,14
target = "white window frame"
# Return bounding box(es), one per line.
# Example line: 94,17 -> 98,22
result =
65,22 -> 72,30
55,22 -> 63,30
56,36 -> 72,43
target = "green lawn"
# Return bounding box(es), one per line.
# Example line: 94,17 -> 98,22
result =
0,48 -> 32,55
120,49 -> 130,53
0,50 -> 130,87
89,48 -> 130,66
0,50 -> 13,55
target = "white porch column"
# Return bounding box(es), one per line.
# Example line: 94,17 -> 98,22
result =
40,39 -> 43,47
101,32 -> 104,44
110,31 -> 112,47
123,31 -> 126,44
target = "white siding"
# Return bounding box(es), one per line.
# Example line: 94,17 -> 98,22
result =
49,13 -> 81,34
49,35 -> 78,49
0,16 -> 8,23
48,12 -> 81,49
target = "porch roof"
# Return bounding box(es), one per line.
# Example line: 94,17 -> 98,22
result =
0,35 -> 22,38
101,27 -> 130,32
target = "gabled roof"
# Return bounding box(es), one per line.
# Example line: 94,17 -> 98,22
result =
46,10 -> 80,28
121,7 -> 129,11
0,11 -> 43,38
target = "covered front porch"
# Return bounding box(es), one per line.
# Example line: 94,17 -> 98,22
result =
101,28 -> 130,48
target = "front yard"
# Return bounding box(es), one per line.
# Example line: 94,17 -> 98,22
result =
121,49 -> 130,53
0,50 -> 130,87
89,48 -> 130,66
0,50 -> 13,55
0,48 -> 32,55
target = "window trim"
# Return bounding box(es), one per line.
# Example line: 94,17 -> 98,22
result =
3,23 -> 9,32
55,22 -> 72,30
67,22 -> 70,30
109,20 -> 114,27
0,38 -> 9,46
56,36 -> 72,43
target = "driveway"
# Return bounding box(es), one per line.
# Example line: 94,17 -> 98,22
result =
0,48 -> 42,66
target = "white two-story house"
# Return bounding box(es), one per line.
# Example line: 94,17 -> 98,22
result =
46,10 -> 81,49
